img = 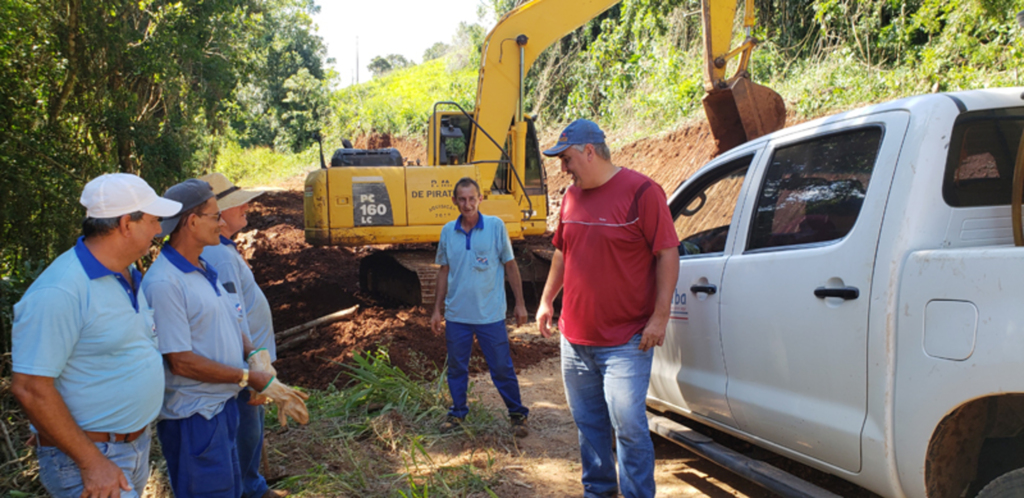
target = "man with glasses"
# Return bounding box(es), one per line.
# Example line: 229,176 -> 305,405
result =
11,173 -> 180,498
199,173 -> 292,498
142,179 -> 306,497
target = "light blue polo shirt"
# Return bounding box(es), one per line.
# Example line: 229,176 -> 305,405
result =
12,238 -> 163,433
203,236 -> 276,360
435,213 -> 515,324
141,244 -> 247,421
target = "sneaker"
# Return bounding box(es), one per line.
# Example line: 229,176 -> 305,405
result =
510,414 -> 529,438
439,415 -> 464,433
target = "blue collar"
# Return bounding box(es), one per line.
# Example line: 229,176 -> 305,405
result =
454,214 -> 484,235
160,244 -> 221,296
73,237 -> 142,312
454,214 -> 485,250
219,235 -> 236,248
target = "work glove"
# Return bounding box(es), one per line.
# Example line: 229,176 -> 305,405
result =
260,377 -> 310,427
246,348 -> 277,377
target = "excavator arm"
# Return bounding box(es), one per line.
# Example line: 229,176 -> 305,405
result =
701,0 -> 786,153
467,0 -> 785,175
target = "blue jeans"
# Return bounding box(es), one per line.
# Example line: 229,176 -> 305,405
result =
561,334 -> 655,498
37,428 -> 152,498
445,319 -> 529,419
237,389 -> 269,498
157,399 -> 242,498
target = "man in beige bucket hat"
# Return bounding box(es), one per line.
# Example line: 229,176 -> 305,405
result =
200,173 -> 291,498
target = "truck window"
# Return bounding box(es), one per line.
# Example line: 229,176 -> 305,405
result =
672,156 -> 750,256
943,109 -> 1024,207
747,127 -> 883,251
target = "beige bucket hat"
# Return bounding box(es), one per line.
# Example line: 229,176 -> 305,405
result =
199,173 -> 264,211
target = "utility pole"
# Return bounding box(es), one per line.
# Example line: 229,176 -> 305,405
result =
355,36 -> 359,85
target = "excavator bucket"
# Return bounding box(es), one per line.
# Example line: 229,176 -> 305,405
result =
703,76 -> 786,154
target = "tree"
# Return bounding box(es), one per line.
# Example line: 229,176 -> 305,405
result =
448,22 -> 487,70
368,54 -> 413,78
227,0 -> 329,150
368,56 -> 393,77
423,41 -> 451,61
0,0 -> 328,360
278,68 -> 332,152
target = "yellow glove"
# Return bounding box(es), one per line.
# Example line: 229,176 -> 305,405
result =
260,377 -> 310,427
246,348 -> 277,377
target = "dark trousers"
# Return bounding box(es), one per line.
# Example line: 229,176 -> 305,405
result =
158,399 -> 242,498
445,319 -> 529,419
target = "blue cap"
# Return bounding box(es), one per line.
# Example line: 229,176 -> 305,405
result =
542,119 -> 606,156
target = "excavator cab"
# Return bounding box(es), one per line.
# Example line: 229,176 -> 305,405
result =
428,111 -> 473,166
701,0 -> 786,154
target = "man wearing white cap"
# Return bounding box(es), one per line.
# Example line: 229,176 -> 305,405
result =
11,173 -> 181,498
200,172 -> 286,498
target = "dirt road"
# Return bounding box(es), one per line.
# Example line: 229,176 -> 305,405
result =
463,324 -> 775,498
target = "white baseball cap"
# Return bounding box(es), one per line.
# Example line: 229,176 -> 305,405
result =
80,173 -> 182,219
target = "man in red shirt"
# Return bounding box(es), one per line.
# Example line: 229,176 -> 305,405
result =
537,119 -> 679,498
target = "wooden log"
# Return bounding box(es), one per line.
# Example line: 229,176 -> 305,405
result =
276,332 -> 312,353
276,304 -> 359,341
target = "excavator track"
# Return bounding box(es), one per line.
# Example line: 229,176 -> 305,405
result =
359,237 -> 554,307
360,251 -> 441,306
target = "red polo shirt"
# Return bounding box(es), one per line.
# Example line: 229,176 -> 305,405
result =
553,168 -> 679,346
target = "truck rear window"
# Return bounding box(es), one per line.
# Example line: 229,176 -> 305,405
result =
944,108 -> 1024,207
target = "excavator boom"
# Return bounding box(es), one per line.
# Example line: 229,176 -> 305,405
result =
468,0 -> 621,188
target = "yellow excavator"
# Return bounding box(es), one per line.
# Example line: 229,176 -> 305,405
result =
303,0 -> 785,305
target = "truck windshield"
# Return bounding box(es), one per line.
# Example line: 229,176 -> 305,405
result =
944,108 -> 1024,207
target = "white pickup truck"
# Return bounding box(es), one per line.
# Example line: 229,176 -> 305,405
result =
648,88 -> 1024,498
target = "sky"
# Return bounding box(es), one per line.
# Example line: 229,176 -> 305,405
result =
313,1 -> 497,87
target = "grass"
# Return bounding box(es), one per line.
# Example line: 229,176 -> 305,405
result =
213,141 -> 320,188
330,57 -> 478,140
252,349 -> 514,497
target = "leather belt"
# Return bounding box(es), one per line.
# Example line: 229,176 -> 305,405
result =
37,427 -> 146,448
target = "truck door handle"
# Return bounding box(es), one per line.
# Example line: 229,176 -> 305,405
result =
814,286 -> 859,300
690,284 -> 717,295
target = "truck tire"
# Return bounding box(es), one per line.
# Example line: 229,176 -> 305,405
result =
977,468 -> 1024,498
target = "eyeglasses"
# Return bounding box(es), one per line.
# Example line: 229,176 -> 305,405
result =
195,211 -> 222,221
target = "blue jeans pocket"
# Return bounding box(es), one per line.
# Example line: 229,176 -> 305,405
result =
37,446 -> 84,498
187,418 -> 233,495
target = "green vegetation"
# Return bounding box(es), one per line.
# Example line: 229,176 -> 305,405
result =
329,21 -> 485,141
0,0 -> 329,357
215,141 -> 320,188
263,350 -> 509,497
330,58 -> 479,140
495,0 -> 1024,137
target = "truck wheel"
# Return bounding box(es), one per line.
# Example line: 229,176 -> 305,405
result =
977,468 -> 1024,497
